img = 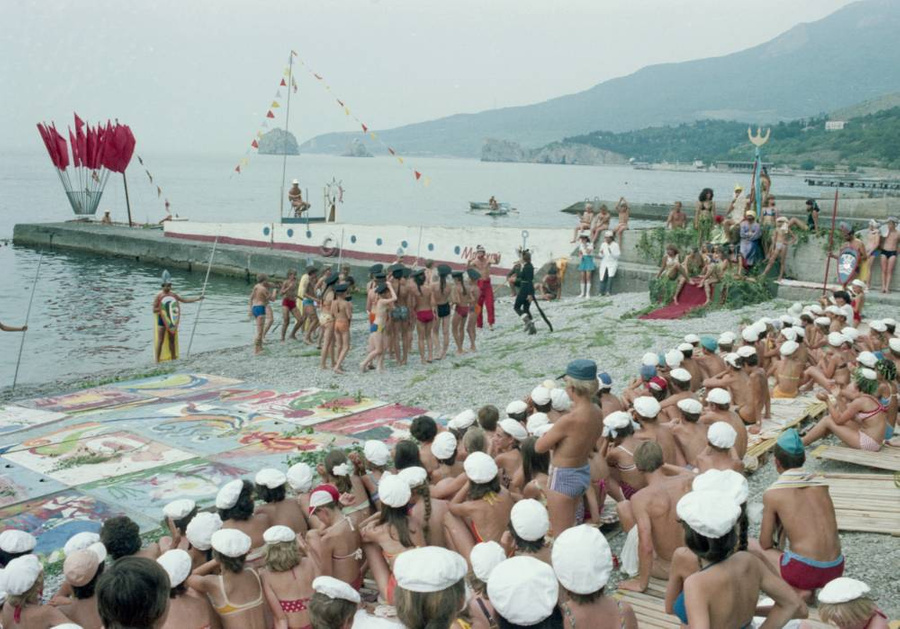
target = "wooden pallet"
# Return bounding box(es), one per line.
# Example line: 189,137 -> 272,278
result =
820,472 -> 900,535
613,577 -> 835,628
812,443 -> 900,471
746,397 -> 827,460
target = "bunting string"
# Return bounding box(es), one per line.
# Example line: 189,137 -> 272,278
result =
136,155 -> 171,215
231,50 -> 429,186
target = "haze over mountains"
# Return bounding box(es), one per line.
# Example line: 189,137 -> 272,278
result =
302,0 -> 900,159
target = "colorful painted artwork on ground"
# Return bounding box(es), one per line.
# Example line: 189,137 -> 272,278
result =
15,387 -> 151,415
0,406 -> 69,437
81,458 -> 248,521
105,373 -> 243,402
4,426 -> 195,486
0,489 -> 152,554
217,427 -> 353,464
314,404 -> 426,443
237,389 -> 387,426
0,459 -> 67,507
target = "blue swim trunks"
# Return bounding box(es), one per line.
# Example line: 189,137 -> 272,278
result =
251,305 -> 266,318
548,463 -> 591,498
302,298 -> 315,307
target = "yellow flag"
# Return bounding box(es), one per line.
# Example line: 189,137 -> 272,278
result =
271,101 -> 280,108
240,157 -> 250,166
257,131 -> 263,138
344,107 -> 350,116
424,177 -> 432,187
397,157 -> 404,165
370,132 -> 378,140
283,68 -> 291,77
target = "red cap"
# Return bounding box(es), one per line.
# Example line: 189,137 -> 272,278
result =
308,483 -> 340,515
647,376 -> 668,392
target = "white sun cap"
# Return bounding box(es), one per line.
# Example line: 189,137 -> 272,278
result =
551,524 -> 612,595
676,490 -> 741,539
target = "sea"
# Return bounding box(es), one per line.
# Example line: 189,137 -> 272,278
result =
0,149 -> 818,388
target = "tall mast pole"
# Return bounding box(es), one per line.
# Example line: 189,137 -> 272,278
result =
280,53 -> 294,220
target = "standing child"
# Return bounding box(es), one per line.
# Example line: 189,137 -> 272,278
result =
249,274 -> 271,355
280,270 -> 302,342
331,284 -> 352,374
153,270 -> 203,363
360,282 -> 396,373
762,217 -> 798,281
577,234 -> 595,298
465,269 -> 481,353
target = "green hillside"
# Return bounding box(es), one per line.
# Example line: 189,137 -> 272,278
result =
562,107 -> 900,170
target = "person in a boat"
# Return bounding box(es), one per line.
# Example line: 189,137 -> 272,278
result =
488,196 -> 499,212
288,179 -> 310,216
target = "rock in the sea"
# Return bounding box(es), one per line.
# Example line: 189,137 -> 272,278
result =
342,139 -> 373,158
258,129 -> 300,155
481,138 -> 627,166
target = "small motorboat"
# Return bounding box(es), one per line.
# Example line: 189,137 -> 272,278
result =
469,201 -> 517,216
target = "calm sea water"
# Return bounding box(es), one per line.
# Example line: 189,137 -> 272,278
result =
0,149 -> 816,387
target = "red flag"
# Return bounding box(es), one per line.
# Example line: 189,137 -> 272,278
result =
266,110 -> 275,118
280,79 -> 287,86
74,112 -> 85,134
157,186 -> 162,197
69,129 -> 81,168
53,125 -> 70,170
251,139 -> 259,149
235,165 -> 241,173
414,171 -> 422,180
361,123 -> 368,133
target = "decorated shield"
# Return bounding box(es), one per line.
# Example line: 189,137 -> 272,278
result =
160,295 -> 181,331
836,246 -> 860,285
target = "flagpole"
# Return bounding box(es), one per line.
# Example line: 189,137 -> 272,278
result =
280,53 -> 294,221
187,237 -> 218,357
13,252 -> 44,391
821,190 -> 840,295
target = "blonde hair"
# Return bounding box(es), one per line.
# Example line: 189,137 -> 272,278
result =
819,598 -> 878,628
265,540 -> 302,573
565,375 -> 598,399
7,572 -> 43,609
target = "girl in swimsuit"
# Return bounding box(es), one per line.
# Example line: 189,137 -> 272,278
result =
255,470 -> 308,535
613,197 -> 630,246
520,436 -> 551,505
330,284 -> 352,374
445,454 -> 514,560
318,276 -> 337,367
601,420 -> 646,501
188,530 -> 268,629
359,282 -> 396,373
402,466 -> 451,548
811,578 -> 890,629
432,265 -> 453,360
804,372 -> 887,452
875,359 -> 898,441
261,527 -> 317,629
451,271 -> 469,355
694,188 -> 715,246
319,450 -> 372,529
305,487 -> 364,591
465,270 -> 481,353
158,549 -> 221,629
218,480 -> 271,566
464,542 -> 504,629
360,475 -> 425,604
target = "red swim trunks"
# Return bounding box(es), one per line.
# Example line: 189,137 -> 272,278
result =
416,310 -> 435,324
780,551 -> 844,591
282,298 -> 297,310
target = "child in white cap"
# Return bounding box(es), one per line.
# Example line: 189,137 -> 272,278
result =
216,479 -> 272,564
488,556 -> 561,627
672,489 -> 806,628
399,466 -> 449,549
185,511 -> 223,570
494,419 -> 527,490
802,368 -> 887,452
670,397 -> 707,469
0,529 -> 36,567
631,395 -> 680,466
501,499 -> 551,564
187,529 -> 267,628
392,547 -> 468,629
157,548 -> 218,629
255,467 -> 308,535
57,543 -> 107,628
360,474 -> 422,605
320,450 -> 373,529
1,555 -> 71,627
602,411 -> 647,500
260,525 -> 316,629
465,542 -> 506,628
308,575 -> 362,629
811,578 -> 888,629
160,498 -> 198,552
431,432 -> 464,483
700,388 -> 748,460
357,440 -> 392,510
287,462 -> 316,521
553,525 -> 637,628
444,452 -> 513,561
697,421 -> 743,473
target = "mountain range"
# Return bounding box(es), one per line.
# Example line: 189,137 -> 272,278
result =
301,0 -> 900,158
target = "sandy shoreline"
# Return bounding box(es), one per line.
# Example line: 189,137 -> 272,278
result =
4,290 -> 899,615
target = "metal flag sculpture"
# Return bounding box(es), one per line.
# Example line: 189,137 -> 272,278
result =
748,127 -> 770,219
36,114 -> 136,218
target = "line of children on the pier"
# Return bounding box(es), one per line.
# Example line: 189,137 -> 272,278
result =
3,299 -> 898,628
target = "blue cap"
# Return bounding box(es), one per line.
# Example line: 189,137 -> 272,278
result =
565,359 -> 597,381
598,372 -> 612,387
776,428 -> 804,455
639,364 -> 657,380
700,337 -> 717,351
658,352 -> 667,367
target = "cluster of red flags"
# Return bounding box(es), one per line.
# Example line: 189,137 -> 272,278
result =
36,113 -> 135,174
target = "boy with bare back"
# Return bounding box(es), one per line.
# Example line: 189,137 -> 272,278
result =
412,270 -> 436,364
249,274 -> 271,355
280,269 -> 302,341
360,282 -> 396,373
880,217 -> 899,293
298,266 -> 319,344
331,284 -> 352,374
432,265 -> 453,359
703,353 -> 759,433
535,359 -> 604,535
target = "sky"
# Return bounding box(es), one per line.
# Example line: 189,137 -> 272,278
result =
0,0 -> 856,156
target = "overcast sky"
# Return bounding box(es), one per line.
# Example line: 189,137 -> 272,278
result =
1,0 -> 855,156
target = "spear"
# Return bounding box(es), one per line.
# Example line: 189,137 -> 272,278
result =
821,190 -> 840,294
12,252 -> 44,390
187,238 -> 218,356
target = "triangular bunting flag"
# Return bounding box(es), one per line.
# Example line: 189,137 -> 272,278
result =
266,110 -> 275,118
251,139 -> 259,149
271,101 -> 280,108
291,50 -> 298,57
424,177 -> 432,187
414,171 -> 422,181
314,73 -> 323,80
257,131 -> 263,138
157,186 -> 162,197
337,99 -> 344,107
235,165 -> 241,174
388,148 -> 395,156
397,157 -> 404,165
145,170 -> 153,183
292,77 -> 298,93
361,123 -> 368,133
280,79 -> 287,87
283,68 -> 291,77
137,156 -> 144,165
165,199 -> 170,209
370,132 -> 378,140
344,107 -> 350,116
241,157 -> 250,166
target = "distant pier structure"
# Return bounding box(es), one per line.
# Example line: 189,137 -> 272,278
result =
713,160 -> 772,172
805,175 -> 900,192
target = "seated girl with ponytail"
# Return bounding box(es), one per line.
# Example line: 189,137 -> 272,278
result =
399,466 -> 451,548
319,450 -> 372,529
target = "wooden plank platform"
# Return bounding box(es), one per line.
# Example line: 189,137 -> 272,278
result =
812,444 -> 900,471
746,396 -> 827,461
820,472 -> 900,535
